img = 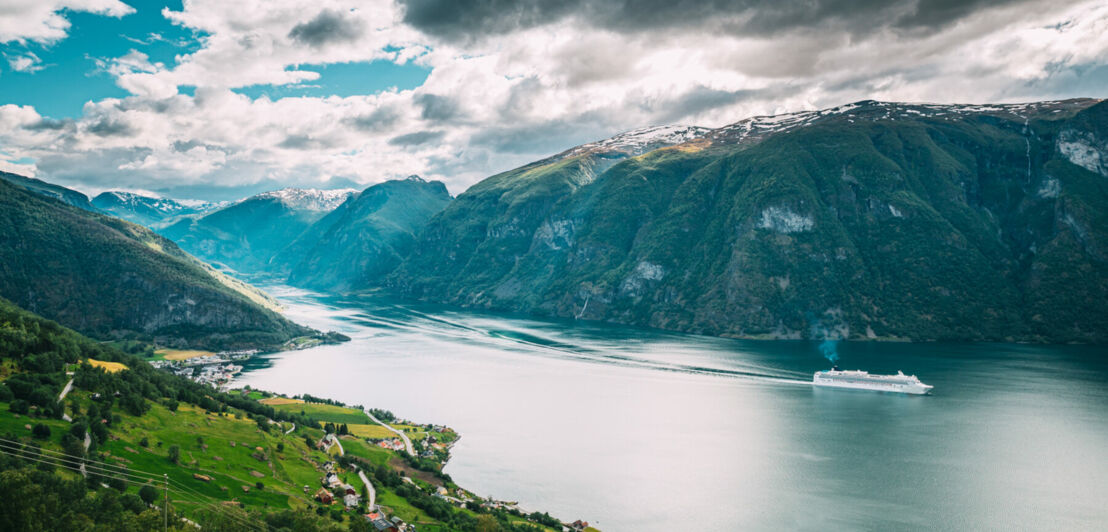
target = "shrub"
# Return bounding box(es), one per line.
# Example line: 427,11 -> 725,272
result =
139,485 -> 158,505
9,399 -> 29,415
31,423 -> 51,439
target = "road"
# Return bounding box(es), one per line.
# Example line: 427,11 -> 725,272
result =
284,423 -> 295,435
57,378 -> 74,402
364,410 -> 414,455
357,469 -> 376,510
329,434 -> 344,456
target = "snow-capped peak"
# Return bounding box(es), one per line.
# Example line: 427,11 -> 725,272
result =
253,187 -> 356,211
705,99 -> 1098,146
564,125 -> 712,159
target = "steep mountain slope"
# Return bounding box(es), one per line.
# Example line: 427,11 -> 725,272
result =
271,176 -> 451,292
91,190 -> 218,227
159,188 -> 354,273
0,177 -> 313,349
390,99 -> 1108,343
0,171 -> 97,211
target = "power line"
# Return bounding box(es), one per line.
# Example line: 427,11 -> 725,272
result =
0,443 -> 267,532
0,438 -> 163,481
166,478 -> 270,532
0,442 -> 163,484
0,440 -> 162,481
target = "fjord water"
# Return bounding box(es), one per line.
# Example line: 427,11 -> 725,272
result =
237,286 -> 1108,531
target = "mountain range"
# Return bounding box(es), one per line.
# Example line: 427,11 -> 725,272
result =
388,99 -> 1108,343
0,177 -> 313,350
6,98 -> 1106,344
158,187 -> 356,273
91,190 -> 220,227
270,176 -> 452,292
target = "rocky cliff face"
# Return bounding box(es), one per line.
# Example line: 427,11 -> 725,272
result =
390,99 -> 1108,343
0,178 -> 311,349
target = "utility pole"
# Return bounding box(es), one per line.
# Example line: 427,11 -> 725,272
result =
164,473 -> 169,532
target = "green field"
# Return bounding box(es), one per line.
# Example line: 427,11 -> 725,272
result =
97,402 -> 329,512
271,402 -> 372,425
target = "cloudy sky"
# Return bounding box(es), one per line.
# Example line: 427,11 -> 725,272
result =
0,0 -> 1106,200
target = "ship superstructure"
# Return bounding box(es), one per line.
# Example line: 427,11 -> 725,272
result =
813,366 -> 933,395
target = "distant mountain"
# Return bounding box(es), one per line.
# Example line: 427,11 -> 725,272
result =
92,190 -> 218,227
0,170 -> 97,211
0,176 -> 313,350
271,176 -> 451,292
389,99 -> 1108,343
159,187 -> 355,273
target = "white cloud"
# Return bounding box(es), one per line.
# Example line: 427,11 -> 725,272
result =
7,52 -> 45,73
0,0 -> 134,44
0,0 -> 1106,199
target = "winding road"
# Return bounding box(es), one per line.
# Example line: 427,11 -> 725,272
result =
357,469 -> 376,510
58,378 -> 75,421
364,410 -> 414,455
58,378 -> 74,402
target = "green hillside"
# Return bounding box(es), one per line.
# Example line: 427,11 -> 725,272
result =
0,170 -> 97,211
0,178 -> 311,350
389,99 -> 1108,343
0,297 -> 566,531
273,177 -> 451,292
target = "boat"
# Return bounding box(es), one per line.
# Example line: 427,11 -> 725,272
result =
813,366 -> 933,395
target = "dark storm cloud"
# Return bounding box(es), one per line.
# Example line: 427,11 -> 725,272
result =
289,9 -> 364,47
649,86 -> 784,124
388,130 -> 446,146
397,0 -> 1036,42
469,114 -> 612,155
345,106 -> 402,132
277,134 -> 332,150
413,93 -> 460,121
86,118 -> 135,137
23,118 -> 73,131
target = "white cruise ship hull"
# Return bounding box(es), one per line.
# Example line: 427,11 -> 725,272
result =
813,369 -> 933,395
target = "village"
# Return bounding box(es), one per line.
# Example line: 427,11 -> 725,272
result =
149,350 -> 257,388
242,393 -> 591,532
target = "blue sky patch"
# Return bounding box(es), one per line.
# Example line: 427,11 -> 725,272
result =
0,1 -> 198,118
233,60 -> 431,100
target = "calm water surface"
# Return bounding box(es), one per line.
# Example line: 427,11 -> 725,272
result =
236,286 -> 1108,531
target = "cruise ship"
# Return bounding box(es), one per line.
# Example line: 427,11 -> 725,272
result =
813,366 -> 933,395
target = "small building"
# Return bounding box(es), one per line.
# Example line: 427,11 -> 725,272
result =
343,493 -> 359,508
570,520 -> 590,531
369,516 -> 397,532
314,487 -> 334,505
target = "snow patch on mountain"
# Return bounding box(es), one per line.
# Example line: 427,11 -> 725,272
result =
707,99 -> 1099,146
252,188 -> 356,211
563,125 -> 711,159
